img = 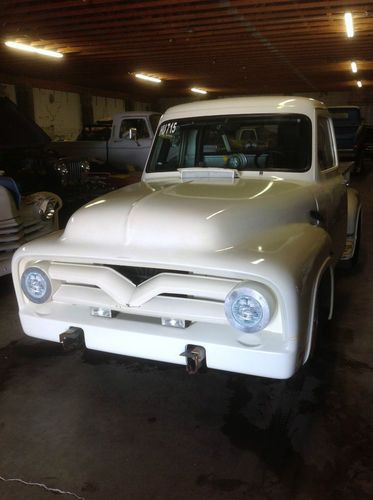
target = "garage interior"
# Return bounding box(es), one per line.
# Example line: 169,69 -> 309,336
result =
1,1 -> 373,499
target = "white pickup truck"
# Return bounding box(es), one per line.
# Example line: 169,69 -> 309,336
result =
12,96 -> 361,379
51,111 -> 161,170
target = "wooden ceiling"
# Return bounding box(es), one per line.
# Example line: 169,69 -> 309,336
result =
1,0 -> 373,100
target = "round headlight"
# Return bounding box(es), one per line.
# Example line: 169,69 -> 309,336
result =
80,160 -> 90,172
39,199 -> 58,221
21,267 -> 52,304
225,283 -> 274,333
54,160 -> 68,176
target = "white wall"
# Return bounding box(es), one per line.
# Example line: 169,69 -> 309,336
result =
33,88 -> 82,140
133,101 -> 153,111
0,83 -> 16,103
92,95 -> 125,121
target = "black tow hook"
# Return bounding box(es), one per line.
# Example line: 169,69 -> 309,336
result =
180,345 -> 206,374
59,327 -> 84,351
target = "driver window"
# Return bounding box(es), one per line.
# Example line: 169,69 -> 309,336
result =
119,119 -> 150,139
318,117 -> 335,170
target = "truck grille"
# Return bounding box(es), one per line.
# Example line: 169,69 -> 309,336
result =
109,265 -> 189,286
65,160 -> 84,184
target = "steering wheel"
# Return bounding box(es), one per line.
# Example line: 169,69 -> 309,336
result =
255,149 -> 285,169
228,153 -> 248,170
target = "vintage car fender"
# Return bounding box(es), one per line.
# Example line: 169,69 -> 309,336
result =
0,179 -> 62,277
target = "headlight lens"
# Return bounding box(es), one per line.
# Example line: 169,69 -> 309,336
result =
21,267 -> 52,303
225,283 -> 274,333
80,160 -> 90,172
54,160 -> 68,176
39,198 -> 59,221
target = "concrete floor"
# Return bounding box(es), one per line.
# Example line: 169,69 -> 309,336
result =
0,170 -> 372,500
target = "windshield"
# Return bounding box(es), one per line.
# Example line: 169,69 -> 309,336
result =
147,114 -> 311,173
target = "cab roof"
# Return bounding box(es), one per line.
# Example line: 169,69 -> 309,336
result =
161,96 -> 327,122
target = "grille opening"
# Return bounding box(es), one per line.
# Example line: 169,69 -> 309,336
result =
108,266 -> 190,286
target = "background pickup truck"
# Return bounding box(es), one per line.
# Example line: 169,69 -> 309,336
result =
328,106 -> 366,173
51,111 -> 161,171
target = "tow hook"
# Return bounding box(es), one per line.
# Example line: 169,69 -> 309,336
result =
180,345 -> 206,374
59,327 -> 84,351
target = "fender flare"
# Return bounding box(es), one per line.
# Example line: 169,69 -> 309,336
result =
303,257 -> 334,365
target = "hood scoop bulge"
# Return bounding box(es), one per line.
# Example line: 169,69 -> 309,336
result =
178,168 -> 239,181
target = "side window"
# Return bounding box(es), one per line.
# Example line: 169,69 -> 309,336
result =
119,119 -> 150,139
317,117 -> 335,170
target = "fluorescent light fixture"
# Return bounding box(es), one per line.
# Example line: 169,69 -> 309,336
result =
351,61 -> 358,73
191,87 -> 207,94
5,41 -> 63,58
357,80 -> 362,88
344,12 -> 354,38
135,73 -> 161,83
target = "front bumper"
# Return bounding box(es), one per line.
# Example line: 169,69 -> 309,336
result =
19,302 -> 299,379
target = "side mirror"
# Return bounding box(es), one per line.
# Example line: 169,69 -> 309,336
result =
129,128 -> 138,141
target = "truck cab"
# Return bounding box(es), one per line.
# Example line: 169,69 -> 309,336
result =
51,111 -> 161,170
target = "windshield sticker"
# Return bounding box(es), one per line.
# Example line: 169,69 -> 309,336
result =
160,121 -> 177,137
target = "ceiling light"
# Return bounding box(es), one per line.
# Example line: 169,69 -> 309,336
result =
135,73 -> 161,83
344,12 -> 354,38
357,80 -> 362,88
5,41 -> 63,58
351,61 -> 358,73
191,87 -> 207,95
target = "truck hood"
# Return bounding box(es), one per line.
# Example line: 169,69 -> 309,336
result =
62,177 -> 317,255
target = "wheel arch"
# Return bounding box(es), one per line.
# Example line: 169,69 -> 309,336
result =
303,260 -> 334,364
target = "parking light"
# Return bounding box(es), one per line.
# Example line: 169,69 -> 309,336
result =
161,318 -> 191,329
91,307 -> 114,318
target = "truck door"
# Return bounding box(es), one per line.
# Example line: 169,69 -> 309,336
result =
315,111 -> 347,260
109,117 -> 152,169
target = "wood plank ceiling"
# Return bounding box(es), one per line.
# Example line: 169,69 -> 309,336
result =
0,0 -> 372,99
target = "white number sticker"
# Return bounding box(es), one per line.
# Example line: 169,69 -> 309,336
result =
160,121 -> 177,137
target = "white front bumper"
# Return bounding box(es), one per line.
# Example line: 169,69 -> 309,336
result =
20,303 -> 299,379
